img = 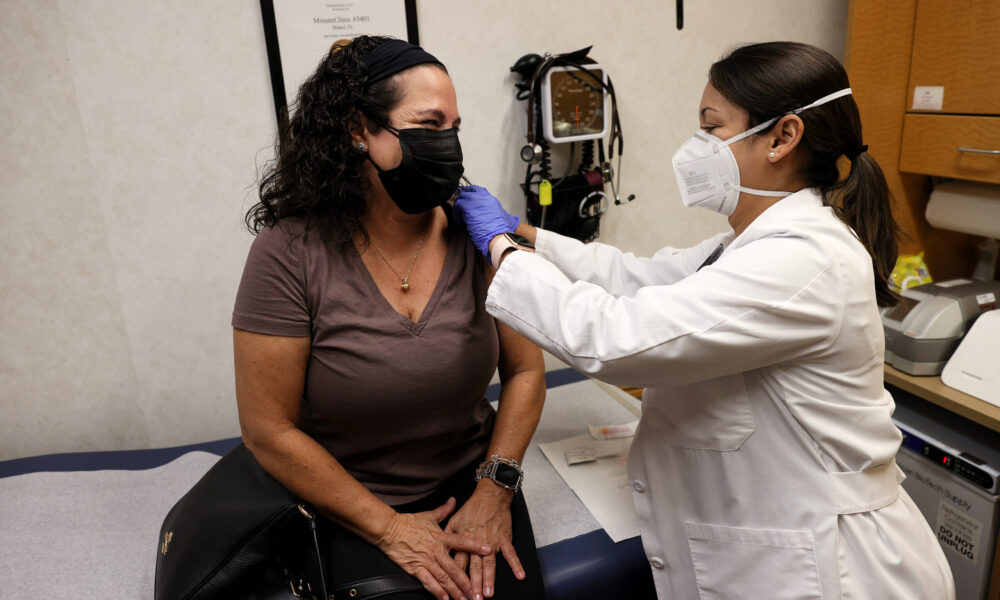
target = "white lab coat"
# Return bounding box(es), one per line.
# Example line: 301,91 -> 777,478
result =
487,188 -> 954,599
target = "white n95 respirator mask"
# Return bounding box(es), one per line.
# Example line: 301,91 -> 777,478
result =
671,88 -> 854,216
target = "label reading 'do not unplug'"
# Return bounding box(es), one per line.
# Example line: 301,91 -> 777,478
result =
936,500 -> 983,564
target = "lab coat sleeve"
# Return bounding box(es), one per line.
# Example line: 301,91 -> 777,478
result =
487,233 -> 845,389
533,228 -> 732,295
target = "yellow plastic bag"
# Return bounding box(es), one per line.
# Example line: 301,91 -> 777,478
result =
889,252 -> 933,291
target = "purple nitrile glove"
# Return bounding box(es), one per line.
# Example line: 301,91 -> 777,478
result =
454,185 -> 520,264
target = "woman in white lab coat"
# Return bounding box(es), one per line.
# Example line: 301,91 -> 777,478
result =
454,42 -> 955,599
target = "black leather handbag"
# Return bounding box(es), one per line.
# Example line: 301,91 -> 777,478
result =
154,443 -> 423,600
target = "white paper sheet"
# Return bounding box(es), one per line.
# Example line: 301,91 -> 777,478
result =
516,377 -> 642,546
538,433 -> 640,542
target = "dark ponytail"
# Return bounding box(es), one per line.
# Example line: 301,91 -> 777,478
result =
827,151 -> 898,306
709,42 -> 899,306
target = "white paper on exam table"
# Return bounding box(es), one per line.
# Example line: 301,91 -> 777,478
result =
538,434 -> 639,542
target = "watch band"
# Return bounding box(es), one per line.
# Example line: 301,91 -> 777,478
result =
490,232 -> 535,267
490,235 -> 516,267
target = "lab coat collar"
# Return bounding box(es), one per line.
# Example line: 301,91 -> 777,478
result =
732,187 -> 825,245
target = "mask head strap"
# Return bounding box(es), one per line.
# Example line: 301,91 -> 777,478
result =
791,87 -> 853,114
719,87 -> 853,148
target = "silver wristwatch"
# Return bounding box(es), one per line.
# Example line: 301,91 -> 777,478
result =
474,454 -> 524,493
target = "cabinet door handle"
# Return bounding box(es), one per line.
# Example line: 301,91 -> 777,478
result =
957,146 -> 1000,155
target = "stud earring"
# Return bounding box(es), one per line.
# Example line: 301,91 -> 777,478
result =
768,151 -> 776,159
357,142 -> 366,150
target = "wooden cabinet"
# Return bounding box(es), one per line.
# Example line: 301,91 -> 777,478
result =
900,114 -> 1000,184
901,1 -> 1000,186
907,1 -> 1000,116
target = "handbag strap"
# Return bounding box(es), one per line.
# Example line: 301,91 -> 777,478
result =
299,505 -> 330,600
287,506 -> 423,600
331,574 -> 424,599
285,573 -> 422,600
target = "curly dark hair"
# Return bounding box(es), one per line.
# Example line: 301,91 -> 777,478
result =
245,35 -> 446,246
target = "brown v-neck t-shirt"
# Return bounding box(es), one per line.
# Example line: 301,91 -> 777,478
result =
232,217 -> 498,504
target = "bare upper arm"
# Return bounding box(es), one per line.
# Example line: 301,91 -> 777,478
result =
496,319 -> 544,383
483,256 -> 544,382
233,328 -> 312,442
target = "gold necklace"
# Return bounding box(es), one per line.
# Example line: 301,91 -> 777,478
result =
369,235 -> 425,292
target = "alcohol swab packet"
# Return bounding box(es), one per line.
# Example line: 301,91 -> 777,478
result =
565,439 -> 630,465
588,420 -> 638,440
565,447 -> 596,465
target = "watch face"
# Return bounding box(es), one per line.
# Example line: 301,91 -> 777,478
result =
507,233 -> 535,249
494,464 -> 521,487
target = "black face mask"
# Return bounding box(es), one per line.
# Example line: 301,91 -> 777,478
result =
368,126 -> 464,214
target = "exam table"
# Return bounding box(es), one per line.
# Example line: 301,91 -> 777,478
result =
0,369 -> 656,599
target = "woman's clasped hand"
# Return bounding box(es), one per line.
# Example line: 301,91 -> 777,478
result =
445,485 -> 527,599
377,497 -> 491,600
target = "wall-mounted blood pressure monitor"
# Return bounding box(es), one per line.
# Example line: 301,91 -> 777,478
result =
509,47 -> 632,244
540,65 -> 610,143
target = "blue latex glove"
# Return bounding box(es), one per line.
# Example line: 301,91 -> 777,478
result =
454,185 -> 520,263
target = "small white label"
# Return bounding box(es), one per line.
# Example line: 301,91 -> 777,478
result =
976,293 -> 997,311
912,86 -> 945,111
937,278 -> 973,288
935,500 -> 983,565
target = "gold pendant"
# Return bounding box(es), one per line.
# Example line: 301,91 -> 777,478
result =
400,281 -> 410,292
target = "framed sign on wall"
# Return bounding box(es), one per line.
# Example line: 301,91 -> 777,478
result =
260,0 -> 419,130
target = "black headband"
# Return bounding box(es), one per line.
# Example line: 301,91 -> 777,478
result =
362,39 -> 443,85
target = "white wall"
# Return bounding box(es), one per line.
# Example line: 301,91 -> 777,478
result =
0,0 -> 848,459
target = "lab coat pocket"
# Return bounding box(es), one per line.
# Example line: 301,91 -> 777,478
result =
646,375 -> 755,451
686,521 -> 823,600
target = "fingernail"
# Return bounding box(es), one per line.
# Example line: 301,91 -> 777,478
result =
481,545 -> 490,553
485,586 -> 492,596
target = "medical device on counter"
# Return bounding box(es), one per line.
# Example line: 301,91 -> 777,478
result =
881,279 -> 1000,376
942,309 -> 1000,407
510,46 -> 634,242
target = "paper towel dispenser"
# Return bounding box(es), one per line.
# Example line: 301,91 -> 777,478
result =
926,181 -> 1000,241
926,181 -> 1000,280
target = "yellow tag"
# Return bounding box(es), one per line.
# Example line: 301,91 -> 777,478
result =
539,180 -> 553,206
